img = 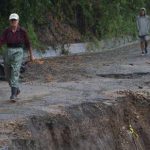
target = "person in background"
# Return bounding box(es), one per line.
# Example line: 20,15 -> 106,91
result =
136,8 -> 150,55
0,13 -> 33,102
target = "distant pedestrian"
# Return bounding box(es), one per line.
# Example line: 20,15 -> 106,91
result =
136,8 -> 150,55
0,13 -> 33,102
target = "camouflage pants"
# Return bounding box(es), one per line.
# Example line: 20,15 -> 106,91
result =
4,48 -> 23,88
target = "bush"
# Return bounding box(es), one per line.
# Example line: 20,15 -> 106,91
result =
0,0 -> 149,51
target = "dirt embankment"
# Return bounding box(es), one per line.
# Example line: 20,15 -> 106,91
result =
36,17 -> 81,48
0,91 -> 149,150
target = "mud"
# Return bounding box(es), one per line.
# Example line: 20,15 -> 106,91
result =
96,72 -> 150,79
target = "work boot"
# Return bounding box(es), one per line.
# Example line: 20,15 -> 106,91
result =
141,51 -> 144,56
145,48 -> 148,54
10,87 -> 17,102
16,88 -> 20,96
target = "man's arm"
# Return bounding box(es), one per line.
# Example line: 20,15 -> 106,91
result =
28,47 -> 33,61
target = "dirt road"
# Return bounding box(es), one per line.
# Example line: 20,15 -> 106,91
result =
0,43 -> 150,150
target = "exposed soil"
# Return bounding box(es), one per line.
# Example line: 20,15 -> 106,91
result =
36,17 -> 81,47
22,43 -> 140,82
0,91 -> 150,150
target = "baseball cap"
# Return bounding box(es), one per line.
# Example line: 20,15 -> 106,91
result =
9,13 -> 19,20
140,7 -> 146,11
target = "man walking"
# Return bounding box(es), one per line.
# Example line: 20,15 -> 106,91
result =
0,13 -> 33,102
136,8 -> 150,55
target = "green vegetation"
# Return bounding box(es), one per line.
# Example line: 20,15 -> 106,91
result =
0,0 -> 150,48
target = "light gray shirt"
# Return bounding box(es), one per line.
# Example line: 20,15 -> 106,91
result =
136,15 -> 150,36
